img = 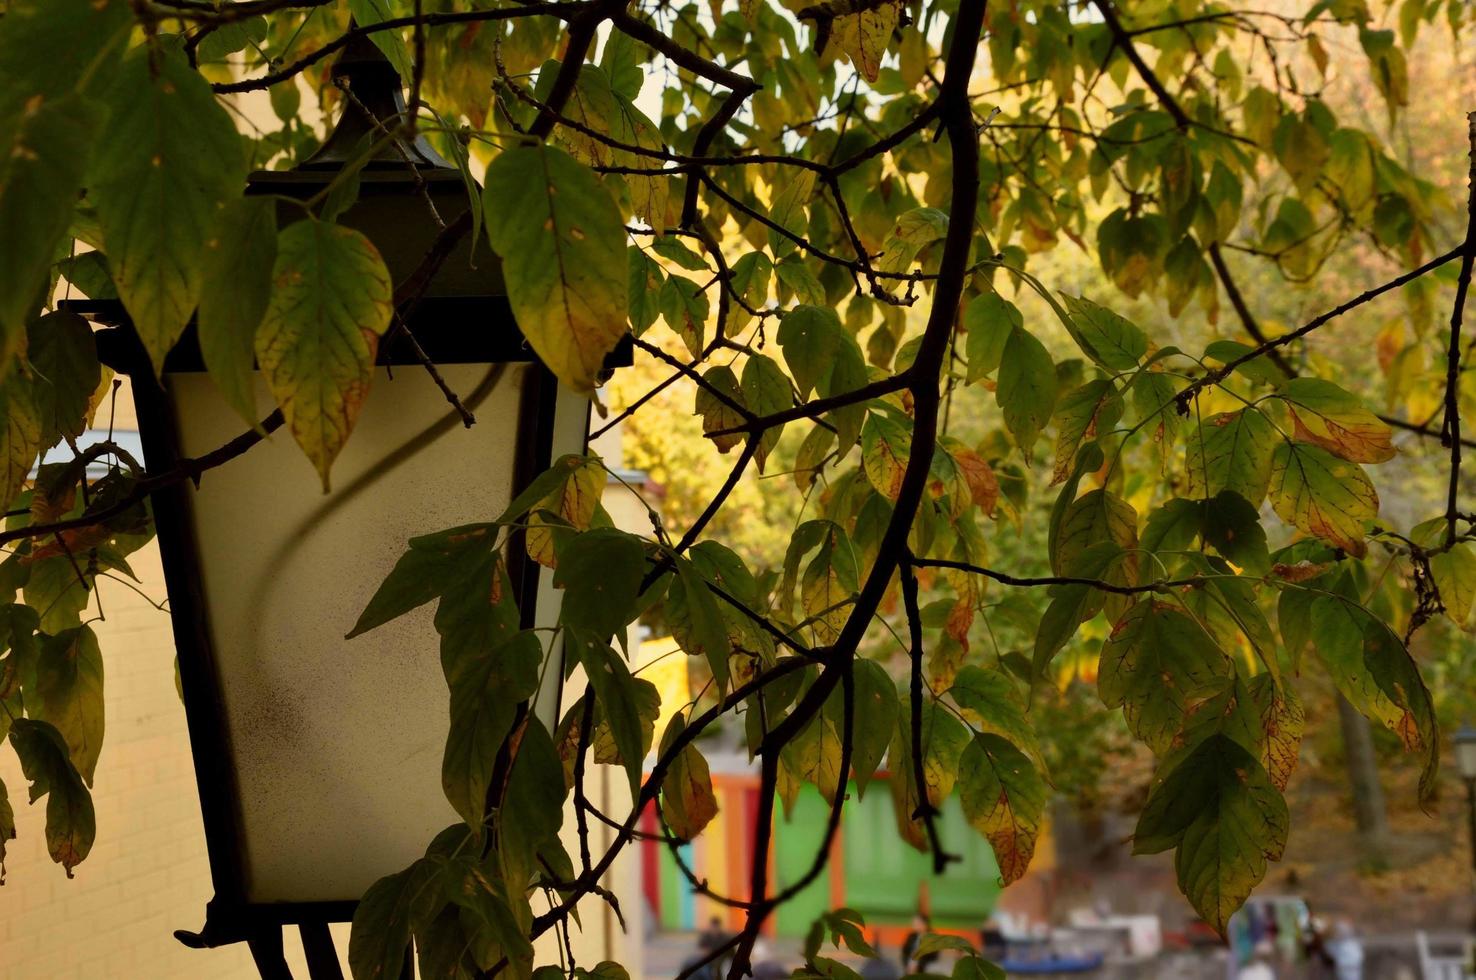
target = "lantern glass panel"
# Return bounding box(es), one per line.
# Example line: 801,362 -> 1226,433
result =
165,362 -> 558,903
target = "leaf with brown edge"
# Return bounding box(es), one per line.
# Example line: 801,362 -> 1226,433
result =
823,0 -> 903,83
659,712 -> 718,841
695,365 -> 746,453
483,142 -> 628,392
525,455 -> 605,568
1269,442 -> 1378,557
255,219 -> 392,492
861,411 -> 911,501
959,733 -> 1046,884
1098,601 -> 1232,754
1277,378 -> 1395,463
945,441 -> 999,515
8,718 -> 94,877
31,625 -> 104,786
1247,674 -> 1304,793
1051,380 -> 1123,486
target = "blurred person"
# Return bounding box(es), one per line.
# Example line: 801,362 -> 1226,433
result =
1325,921 -> 1364,980
680,926 -> 726,980
860,940 -> 903,980
1304,912 -> 1336,980
1237,941 -> 1277,980
900,913 -> 939,975
979,916 -> 1007,962
750,940 -> 787,980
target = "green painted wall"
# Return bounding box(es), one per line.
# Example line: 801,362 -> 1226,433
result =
772,787 -> 834,936
841,783 -> 1002,928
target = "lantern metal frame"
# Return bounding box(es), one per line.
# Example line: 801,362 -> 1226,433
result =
64,33 -> 628,980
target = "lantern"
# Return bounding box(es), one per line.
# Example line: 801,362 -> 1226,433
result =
69,33 -> 621,975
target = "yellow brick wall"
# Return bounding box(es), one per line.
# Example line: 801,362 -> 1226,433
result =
0,543 -> 265,979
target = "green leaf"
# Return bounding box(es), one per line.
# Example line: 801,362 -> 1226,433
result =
348,524 -> 497,639
888,699 -> 969,849
554,528 -> 646,639
442,632 -> 541,828
1060,295 -> 1149,371
741,354 -> 790,470
441,855 -> 535,969
256,219 -> 394,491
1134,734 -> 1288,934
92,44 -> 246,373
497,717 -> 566,888
768,170 -> 817,259
777,305 -> 855,398
8,717 -> 94,876
627,248 -> 664,335
0,376 -> 42,510
953,956 -> 1007,980
1052,489 -> 1137,579
779,710 -> 844,809
0,98 -> 102,360
728,252 -> 772,332
1099,601 -> 1231,753
590,679 -> 660,768
571,629 -> 647,793
1185,410 -> 1277,508
31,625 -> 104,786
1310,582 -> 1438,801
651,235 -> 708,271
484,142 -> 628,391
948,665 -> 1041,766
24,555 -> 97,634
26,311 -> 100,451
1269,442 -> 1377,557
876,207 -> 948,274
800,522 -> 858,643
1032,542 -> 1127,678
198,197 -> 277,425
659,274 -> 710,358
959,734 -> 1046,884
349,859 -> 440,980
1276,378 -> 1395,464
1201,491 -> 1271,575
996,323 -> 1057,456
658,712 -> 718,840
667,556 -> 732,693
347,0 -> 416,78
850,659 -> 897,796
1431,541 -> 1476,626
963,293 -> 1021,383
695,365 -> 747,453
0,0 -> 132,353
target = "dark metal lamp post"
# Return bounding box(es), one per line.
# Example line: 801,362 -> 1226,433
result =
66,34 -> 621,979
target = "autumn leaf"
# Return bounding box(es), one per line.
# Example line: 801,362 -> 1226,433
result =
255,219 -> 393,491
1269,442 -> 1378,557
483,142 -> 628,392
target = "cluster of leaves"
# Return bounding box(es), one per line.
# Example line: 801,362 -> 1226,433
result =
2,0 -> 1474,978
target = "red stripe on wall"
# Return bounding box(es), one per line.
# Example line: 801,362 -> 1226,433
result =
639,799 -> 661,921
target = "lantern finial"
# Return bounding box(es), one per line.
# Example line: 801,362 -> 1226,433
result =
298,21 -> 452,171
